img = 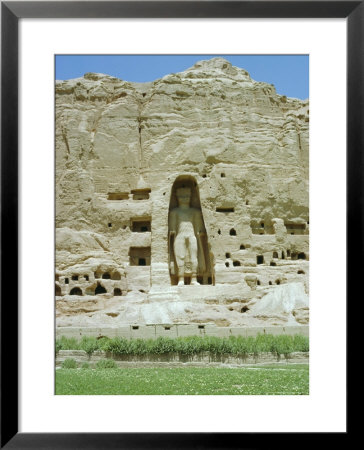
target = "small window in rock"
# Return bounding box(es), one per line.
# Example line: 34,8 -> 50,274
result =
142,93 -> 146,97
84,275 -> 89,281
55,285 -> 61,296
132,326 -> 139,330
114,288 -> 122,296
107,193 -> 129,200
298,252 -> 306,260
218,229 -> 221,235
102,272 -> 111,279
95,283 -> 107,295
257,255 -> 264,265
257,280 -> 261,286
246,200 -> 249,205
230,228 -> 236,236
241,306 -> 249,313
129,247 -> 151,266
269,281 -> 272,285
65,278 -> 69,284
202,174 -> 207,178
225,262 -> 230,267
221,173 -> 225,178
72,275 -> 78,281
108,223 -> 112,228
273,251 -> 278,258
281,251 -> 285,259
164,326 -> 171,330
131,218 -> 151,232
198,325 -> 205,329
233,260 -> 241,267
216,207 -> 234,213
240,244 -> 245,250
225,252 -> 231,259
70,287 -> 82,296
298,270 -> 305,274
261,222 -> 265,228
275,279 -> 281,285
270,261 -> 277,266
133,193 -> 149,200
111,271 -> 121,280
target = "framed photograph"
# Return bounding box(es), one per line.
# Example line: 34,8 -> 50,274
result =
1,1 -> 356,446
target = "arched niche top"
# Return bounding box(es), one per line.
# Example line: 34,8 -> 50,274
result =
168,175 -> 202,211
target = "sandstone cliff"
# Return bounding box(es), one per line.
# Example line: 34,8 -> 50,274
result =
55,57 -> 309,330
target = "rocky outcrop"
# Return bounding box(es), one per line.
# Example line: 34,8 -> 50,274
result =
55,57 -> 309,329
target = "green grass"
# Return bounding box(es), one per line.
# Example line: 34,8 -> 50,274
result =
55,365 -> 309,395
56,334 -> 309,358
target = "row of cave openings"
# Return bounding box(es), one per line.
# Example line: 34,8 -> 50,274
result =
256,250 -> 307,265
107,188 -> 151,201
55,284 -> 123,297
55,270 -> 123,297
255,270 -> 306,287
251,222 -> 308,235
107,217 -> 151,232
55,271 -> 122,284
224,248 -> 307,268
216,222 -> 308,236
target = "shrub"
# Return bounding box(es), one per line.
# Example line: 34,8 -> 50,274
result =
81,362 -> 90,369
80,336 -> 99,357
274,335 -> 294,357
96,359 -> 117,369
56,336 -> 81,350
56,334 -> 309,358
293,334 -> 309,352
61,358 -> 77,369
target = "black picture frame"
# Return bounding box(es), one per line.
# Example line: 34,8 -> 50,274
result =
1,1 -> 356,447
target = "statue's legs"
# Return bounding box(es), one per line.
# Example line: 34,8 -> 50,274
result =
174,234 -> 186,286
188,235 -> 200,285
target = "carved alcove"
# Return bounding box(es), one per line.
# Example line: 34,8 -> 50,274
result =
168,175 -> 214,286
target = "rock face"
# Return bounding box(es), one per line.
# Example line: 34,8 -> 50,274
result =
55,57 -> 309,329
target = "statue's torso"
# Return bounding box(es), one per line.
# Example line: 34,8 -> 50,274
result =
173,208 -> 198,237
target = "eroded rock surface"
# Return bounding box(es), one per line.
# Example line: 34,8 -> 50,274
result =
56,58 -> 309,329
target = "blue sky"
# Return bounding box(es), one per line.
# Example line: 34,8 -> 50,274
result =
56,55 -> 308,99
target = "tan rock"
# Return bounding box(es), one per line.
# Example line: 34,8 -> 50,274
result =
56,57 -> 309,329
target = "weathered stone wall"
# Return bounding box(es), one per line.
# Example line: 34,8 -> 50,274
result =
55,58 -> 309,330
56,349 -> 309,367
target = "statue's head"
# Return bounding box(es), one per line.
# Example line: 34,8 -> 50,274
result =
176,187 -> 191,205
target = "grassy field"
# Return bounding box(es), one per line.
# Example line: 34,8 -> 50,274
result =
56,365 -> 309,395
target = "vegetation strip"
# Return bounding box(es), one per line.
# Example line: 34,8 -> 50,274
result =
56,334 -> 309,358
56,365 -> 309,395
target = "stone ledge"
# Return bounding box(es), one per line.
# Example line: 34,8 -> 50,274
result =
56,349 -> 309,367
56,324 -> 309,339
